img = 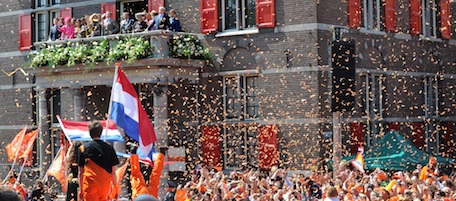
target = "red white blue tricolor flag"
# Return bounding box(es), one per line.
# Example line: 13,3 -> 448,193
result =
110,67 -> 157,161
351,146 -> 365,174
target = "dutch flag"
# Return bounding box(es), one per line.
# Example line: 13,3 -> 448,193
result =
110,67 -> 157,162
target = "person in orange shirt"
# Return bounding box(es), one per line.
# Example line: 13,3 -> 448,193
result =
130,146 -> 168,199
419,157 -> 438,181
77,120 -> 120,201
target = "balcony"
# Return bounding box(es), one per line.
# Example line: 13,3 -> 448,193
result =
30,31 -> 213,88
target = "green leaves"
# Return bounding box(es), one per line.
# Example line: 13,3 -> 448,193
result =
108,37 -> 152,64
169,34 -> 214,61
29,34 -> 213,71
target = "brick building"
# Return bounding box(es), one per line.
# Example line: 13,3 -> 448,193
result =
0,0 -> 455,188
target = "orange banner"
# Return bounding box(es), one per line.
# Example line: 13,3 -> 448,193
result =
258,125 -> 278,170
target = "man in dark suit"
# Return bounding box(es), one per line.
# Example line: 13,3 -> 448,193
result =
162,180 -> 177,201
120,12 -> 134,34
103,11 -> 120,35
48,18 -> 61,41
168,9 -> 181,32
147,7 -> 169,31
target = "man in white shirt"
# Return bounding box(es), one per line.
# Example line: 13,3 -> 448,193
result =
103,11 -> 119,34
147,7 -> 169,31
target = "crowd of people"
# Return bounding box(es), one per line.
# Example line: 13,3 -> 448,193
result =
48,7 -> 182,41
1,119 -> 456,201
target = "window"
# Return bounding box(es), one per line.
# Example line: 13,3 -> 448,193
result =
362,0 -> 385,31
37,0 -> 46,7
223,76 -> 259,120
359,74 -> 386,117
36,13 -> 46,42
422,0 -> 441,37
200,0 -> 274,34
423,76 -> 439,117
223,125 -> 258,169
51,0 -> 60,5
221,0 -> 256,30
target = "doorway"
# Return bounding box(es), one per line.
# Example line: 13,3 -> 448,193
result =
121,0 -> 149,19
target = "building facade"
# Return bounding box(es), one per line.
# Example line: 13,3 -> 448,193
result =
0,0 -> 455,188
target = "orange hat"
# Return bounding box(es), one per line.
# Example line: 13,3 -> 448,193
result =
199,185 -> 207,194
429,156 -> 437,164
378,171 -> 387,181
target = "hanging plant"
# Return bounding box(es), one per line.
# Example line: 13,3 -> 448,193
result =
168,34 -> 213,61
108,37 -> 153,63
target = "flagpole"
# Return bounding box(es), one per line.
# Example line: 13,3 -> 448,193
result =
3,125 -> 27,184
16,153 -> 29,182
105,63 -> 120,142
56,115 -> 73,146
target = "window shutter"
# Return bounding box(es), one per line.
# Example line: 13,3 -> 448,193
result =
59,7 -> 72,19
18,14 -> 32,51
101,3 -> 117,20
258,125 -> 278,170
412,122 -> 425,150
350,123 -> 364,154
410,0 -> 421,35
201,126 -> 221,168
256,0 -> 275,28
441,122 -> 454,157
348,0 -> 361,28
200,0 -> 218,34
440,0 -> 451,39
385,0 -> 397,32
148,0 -> 164,12
388,122 -> 401,131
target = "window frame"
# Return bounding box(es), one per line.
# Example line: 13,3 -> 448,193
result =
35,12 -> 47,43
222,125 -> 258,169
361,0 -> 384,31
220,0 -> 258,31
422,0 -> 441,38
223,75 -> 259,121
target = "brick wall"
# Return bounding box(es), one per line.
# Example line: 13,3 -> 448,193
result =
0,0 -> 31,13
0,89 -> 34,125
317,0 -> 346,25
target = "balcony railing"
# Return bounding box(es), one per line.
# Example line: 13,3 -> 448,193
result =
31,31 -> 213,70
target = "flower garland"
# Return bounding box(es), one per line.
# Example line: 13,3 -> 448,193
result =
168,34 -> 213,60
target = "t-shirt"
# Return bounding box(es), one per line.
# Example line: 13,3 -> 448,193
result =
77,140 -> 119,173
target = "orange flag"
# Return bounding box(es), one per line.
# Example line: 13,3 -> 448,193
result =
5,128 -> 38,162
109,161 -> 129,200
47,147 -> 68,192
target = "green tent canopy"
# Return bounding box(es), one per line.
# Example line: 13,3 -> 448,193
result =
341,130 -> 455,171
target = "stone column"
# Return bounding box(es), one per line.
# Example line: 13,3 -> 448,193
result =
72,88 -> 84,121
153,85 -> 168,198
36,87 -> 50,178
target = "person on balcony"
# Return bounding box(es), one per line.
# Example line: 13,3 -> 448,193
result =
103,11 -> 120,35
48,18 -> 61,41
133,12 -> 148,33
168,9 -> 181,32
120,12 -> 134,34
89,13 -> 102,37
58,17 -> 75,40
147,7 -> 169,31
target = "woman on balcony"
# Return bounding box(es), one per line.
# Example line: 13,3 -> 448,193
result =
58,17 -> 75,40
